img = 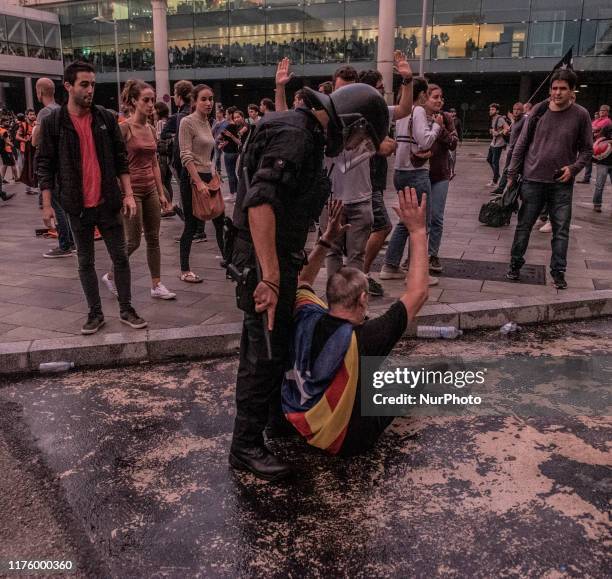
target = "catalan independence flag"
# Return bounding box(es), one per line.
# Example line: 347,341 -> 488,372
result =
281,288 -> 359,455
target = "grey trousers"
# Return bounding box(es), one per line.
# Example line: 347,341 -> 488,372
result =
319,199 -> 373,276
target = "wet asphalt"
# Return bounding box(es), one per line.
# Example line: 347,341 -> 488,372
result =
0,319 -> 610,578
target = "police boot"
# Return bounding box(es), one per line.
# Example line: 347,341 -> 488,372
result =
229,445 -> 293,482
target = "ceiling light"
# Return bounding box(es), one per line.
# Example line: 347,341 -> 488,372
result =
580,84 -> 587,87
236,83 -> 243,87
454,79 -> 463,83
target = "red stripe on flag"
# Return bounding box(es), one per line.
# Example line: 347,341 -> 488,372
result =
286,412 -> 312,438
324,363 -> 349,411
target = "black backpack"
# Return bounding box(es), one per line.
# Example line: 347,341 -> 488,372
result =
479,195 -> 513,227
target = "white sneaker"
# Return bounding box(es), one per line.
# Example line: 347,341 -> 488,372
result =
379,265 -> 405,280
101,273 -> 118,297
539,221 -> 552,233
151,282 -> 177,300
429,276 -> 439,286
486,181 -> 497,187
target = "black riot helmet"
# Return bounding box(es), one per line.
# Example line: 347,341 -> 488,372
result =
303,84 -> 389,158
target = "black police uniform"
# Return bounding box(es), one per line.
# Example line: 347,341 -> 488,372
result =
231,108 -> 329,451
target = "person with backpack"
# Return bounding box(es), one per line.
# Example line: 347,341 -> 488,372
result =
101,79 -> 175,301
592,123 -> 612,212
37,61 -> 148,334
486,103 -> 509,187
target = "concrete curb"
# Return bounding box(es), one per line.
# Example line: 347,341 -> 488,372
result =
2,291 -> 612,377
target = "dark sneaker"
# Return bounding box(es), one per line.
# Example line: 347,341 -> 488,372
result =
120,307 -> 148,329
0,191 -> 15,201
506,267 -> 520,282
43,247 -> 74,259
429,255 -> 443,273
192,232 -> 207,243
593,205 -> 602,213
81,312 -> 105,335
173,205 -> 184,221
367,276 -> 384,297
551,271 -> 568,290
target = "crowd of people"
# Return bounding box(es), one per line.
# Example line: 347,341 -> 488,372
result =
0,52 -> 608,479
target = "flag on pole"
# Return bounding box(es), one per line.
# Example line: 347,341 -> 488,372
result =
553,48 -> 574,71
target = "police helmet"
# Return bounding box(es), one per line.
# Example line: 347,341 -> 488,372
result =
304,84 -> 389,158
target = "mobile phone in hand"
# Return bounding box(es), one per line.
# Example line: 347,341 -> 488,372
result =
553,168 -> 564,181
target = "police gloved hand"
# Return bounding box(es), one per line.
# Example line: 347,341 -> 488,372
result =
253,281 -> 278,331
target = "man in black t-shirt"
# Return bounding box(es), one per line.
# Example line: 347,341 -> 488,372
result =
283,190 -> 429,456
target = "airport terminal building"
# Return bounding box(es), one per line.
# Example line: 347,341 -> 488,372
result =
11,0 -> 612,133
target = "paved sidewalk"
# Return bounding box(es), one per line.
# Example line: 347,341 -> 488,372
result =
0,142 -> 611,344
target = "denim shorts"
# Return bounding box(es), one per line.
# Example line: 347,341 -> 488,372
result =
371,189 -> 391,231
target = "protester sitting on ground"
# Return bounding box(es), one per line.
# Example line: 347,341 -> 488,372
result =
102,80 -> 175,301
33,77 -> 75,258
37,61 -> 147,335
426,86 -> 457,275
592,123 -> 612,212
178,83 -> 225,284
281,191 -> 429,456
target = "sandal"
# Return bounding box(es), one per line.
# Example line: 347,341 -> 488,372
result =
180,271 -> 203,283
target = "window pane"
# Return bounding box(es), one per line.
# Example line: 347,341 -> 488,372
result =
230,0 -> 264,8
396,0 -> 432,26
230,35 -> 266,64
6,16 -> 26,45
168,13 -> 195,40
195,10 -> 229,38
480,1 -> 530,23
70,21 -> 99,48
528,20 -> 579,57
580,19 -> 612,56
98,20 -> 129,45
265,33 -> 302,63
26,19 -> 44,47
266,6 -> 303,36
194,38 -> 229,66
531,1 -> 582,22
582,1 -> 612,19
479,23 -> 527,57
69,2 -> 99,23
430,24 -> 479,58
28,44 -> 45,58
168,41 -> 196,66
346,0 -> 378,29
0,16 -> 6,42
433,0 -> 480,25
304,3 -> 344,32
396,25 -> 430,59
304,30 -> 345,63
345,31 -> 377,61
43,23 -> 61,49
230,7 -> 266,36
168,1 -> 195,15
129,0 -> 153,18
194,1 -> 228,11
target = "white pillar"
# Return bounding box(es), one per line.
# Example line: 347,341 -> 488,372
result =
25,77 -> 34,109
376,0 -> 396,105
151,0 -> 170,103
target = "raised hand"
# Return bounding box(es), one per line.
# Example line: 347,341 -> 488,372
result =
393,50 -> 413,79
392,187 -> 427,235
275,57 -> 294,86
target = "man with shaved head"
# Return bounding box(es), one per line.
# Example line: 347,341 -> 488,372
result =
33,77 -> 75,258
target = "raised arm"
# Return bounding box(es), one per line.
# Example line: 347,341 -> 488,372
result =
274,58 -> 293,112
298,200 -> 349,287
392,51 -> 413,121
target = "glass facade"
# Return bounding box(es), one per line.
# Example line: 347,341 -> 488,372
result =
0,13 -> 61,60
46,0 -> 612,71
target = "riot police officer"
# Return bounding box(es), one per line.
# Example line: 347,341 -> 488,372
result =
230,83 -> 393,481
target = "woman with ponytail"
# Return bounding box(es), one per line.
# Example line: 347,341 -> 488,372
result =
102,79 -> 176,300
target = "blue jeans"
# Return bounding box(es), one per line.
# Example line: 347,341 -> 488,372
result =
510,180 -> 573,274
429,179 -> 449,257
487,146 -> 504,183
593,164 -> 612,206
52,192 -> 74,251
224,152 -> 239,195
384,169 -> 431,268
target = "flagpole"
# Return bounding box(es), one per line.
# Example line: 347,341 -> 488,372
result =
526,46 -> 574,104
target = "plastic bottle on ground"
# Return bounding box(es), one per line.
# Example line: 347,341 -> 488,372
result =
39,361 -> 75,373
416,326 -> 463,339
500,322 -> 520,334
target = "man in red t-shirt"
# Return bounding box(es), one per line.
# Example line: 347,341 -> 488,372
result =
37,62 -> 147,335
